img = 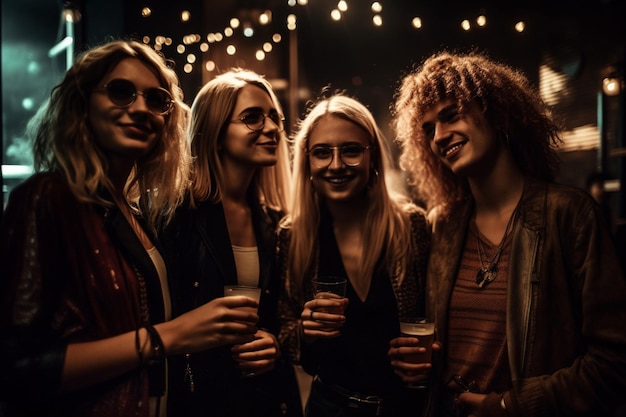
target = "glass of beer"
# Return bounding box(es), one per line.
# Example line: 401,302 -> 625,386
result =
399,316 -> 435,389
223,285 -> 261,310
223,285 -> 261,377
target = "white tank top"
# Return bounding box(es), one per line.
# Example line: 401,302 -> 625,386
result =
232,245 -> 260,287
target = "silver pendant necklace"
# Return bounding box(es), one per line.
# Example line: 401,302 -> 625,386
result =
473,208 -> 517,289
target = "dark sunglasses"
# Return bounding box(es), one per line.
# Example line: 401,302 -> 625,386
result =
97,79 -> 174,116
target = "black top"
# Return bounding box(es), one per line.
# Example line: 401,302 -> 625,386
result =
303,210 -> 407,396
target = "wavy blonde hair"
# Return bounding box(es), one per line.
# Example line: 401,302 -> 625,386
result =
283,93 -> 417,290
392,50 -> 563,217
187,68 -> 290,211
28,39 -> 191,231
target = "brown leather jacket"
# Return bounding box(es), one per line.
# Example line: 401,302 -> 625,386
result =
427,178 -> 626,417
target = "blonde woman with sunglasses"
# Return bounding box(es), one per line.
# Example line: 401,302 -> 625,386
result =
0,40 -> 260,417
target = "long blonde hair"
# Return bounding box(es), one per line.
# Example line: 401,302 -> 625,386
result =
187,68 -> 290,211
28,39 -> 191,230
284,93 -> 416,291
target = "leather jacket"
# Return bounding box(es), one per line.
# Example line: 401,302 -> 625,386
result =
162,194 -> 301,417
427,178 -> 626,416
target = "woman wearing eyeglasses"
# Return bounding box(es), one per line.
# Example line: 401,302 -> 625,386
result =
0,40 -> 265,417
161,68 -> 302,417
276,93 -> 431,417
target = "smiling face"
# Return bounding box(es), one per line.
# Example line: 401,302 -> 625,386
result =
89,58 -> 166,168
422,100 -> 501,178
220,84 -> 281,169
308,114 -> 372,203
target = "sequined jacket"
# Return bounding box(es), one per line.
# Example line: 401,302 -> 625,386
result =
0,173 -> 167,417
276,205 -> 431,367
426,178 -> 626,417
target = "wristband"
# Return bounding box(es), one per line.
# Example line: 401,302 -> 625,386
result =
134,327 -> 144,366
145,324 -> 166,364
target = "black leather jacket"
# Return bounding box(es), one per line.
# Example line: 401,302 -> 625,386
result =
162,194 -> 300,417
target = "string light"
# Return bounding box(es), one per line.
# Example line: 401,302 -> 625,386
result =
603,75 -> 622,96
142,3 -> 530,76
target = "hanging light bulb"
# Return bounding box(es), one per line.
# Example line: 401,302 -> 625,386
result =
602,75 -> 621,96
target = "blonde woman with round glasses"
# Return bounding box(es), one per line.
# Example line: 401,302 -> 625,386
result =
162,68 -> 302,417
277,93 -> 431,417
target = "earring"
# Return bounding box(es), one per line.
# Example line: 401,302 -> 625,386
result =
309,175 -> 313,181
368,168 -> 379,189
497,131 -> 510,147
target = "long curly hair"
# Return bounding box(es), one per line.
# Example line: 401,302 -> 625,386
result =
28,39 -> 191,230
187,68 -> 290,212
392,50 -> 563,216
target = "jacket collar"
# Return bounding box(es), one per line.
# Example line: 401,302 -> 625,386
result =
192,196 -> 277,290
101,205 -> 166,323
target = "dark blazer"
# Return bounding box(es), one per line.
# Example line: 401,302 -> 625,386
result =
163,193 -> 301,417
168,197 -> 281,331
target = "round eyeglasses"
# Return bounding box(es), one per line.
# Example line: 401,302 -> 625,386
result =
230,110 -> 285,132
96,79 -> 174,116
307,144 -> 372,168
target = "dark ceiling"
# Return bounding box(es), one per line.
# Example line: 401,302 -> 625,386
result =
2,0 -> 625,126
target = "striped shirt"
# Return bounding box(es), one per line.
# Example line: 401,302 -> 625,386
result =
442,222 -> 512,394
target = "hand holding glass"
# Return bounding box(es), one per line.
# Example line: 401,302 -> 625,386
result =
223,285 -> 261,377
312,276 -> 347,315
224,285 -> 261,309
399,317 -> 435,389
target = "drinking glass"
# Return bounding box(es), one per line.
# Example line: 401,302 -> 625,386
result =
223,285 -> 261,305
312,276 -> 347,298
223,285 -> 261,377
399,317 -> 435,389
312,276 -> 347,315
